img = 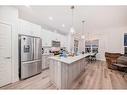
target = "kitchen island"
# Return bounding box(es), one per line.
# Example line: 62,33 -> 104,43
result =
49,54 -> 89,89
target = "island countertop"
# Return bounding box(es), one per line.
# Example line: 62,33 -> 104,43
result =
49,54 -> 91,64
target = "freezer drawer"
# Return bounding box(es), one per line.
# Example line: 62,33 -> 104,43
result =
34,38 -> 42,60
20,60 -> 42,79
20,36 -> 34,61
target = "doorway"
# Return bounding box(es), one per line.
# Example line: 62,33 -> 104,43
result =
0,21 -> 12,87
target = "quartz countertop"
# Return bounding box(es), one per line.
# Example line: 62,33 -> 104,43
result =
49,54 -> 91,64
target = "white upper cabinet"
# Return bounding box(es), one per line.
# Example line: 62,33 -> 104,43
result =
18,20 -> 31,35
30,23 -> 41,37
41,29 -> 52,46
54,33 -> 68,48
41,29 -> 68,47
18,19 -> 41,37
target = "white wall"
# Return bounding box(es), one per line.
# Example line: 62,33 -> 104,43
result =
89,26 -> 127,60
105,27 -> 126,53
0,6 -> 19,82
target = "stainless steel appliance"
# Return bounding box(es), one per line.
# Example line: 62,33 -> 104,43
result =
19,35 -> 42,79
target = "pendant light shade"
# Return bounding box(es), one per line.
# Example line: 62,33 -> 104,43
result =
81,35 -> 85,39
70,27 -> 75,34
70,6 -> 75,34
81,20 -> 85,39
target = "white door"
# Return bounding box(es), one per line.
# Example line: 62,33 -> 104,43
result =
0,22 -> 12,87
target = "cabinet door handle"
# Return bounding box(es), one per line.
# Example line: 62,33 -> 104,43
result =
4,57 -> 11,59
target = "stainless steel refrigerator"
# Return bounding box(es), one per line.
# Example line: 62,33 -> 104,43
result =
19,35 -> 42,79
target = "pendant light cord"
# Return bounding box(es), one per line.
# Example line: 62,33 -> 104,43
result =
71,6 -> 74,28
82,20 -> 85,35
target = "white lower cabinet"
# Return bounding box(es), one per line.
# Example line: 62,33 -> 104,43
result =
42,54 -> 52,70
19,19 -> 41,37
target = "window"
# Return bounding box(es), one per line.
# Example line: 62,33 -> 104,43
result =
85,40 -> 99,53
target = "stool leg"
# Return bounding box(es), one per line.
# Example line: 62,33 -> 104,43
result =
123,69 -> 127,77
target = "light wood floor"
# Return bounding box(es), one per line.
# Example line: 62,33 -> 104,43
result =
1,61 -> 127,89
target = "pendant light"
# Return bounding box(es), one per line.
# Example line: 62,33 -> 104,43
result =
81,20 -> 85,39
70,6 -> 75,34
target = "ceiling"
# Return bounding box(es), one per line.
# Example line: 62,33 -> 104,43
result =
17,6 -> 127,35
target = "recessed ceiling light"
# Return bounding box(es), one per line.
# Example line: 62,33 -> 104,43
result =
62,24 -> 65,27
81,35 -> 85,39
49,16 -> 53,20
70,27 -> 75,34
